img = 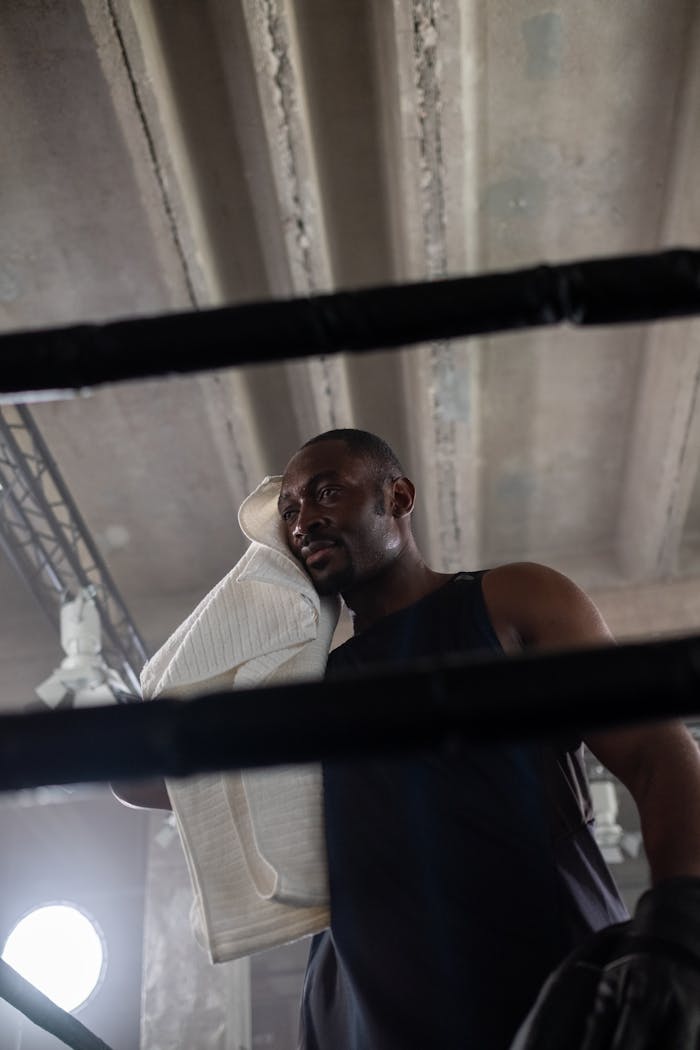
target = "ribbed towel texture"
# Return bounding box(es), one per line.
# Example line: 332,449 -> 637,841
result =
140,476 -> 341,962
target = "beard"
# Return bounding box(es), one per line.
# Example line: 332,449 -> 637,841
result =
305,545 -> 356,596
309,561 -> 355,596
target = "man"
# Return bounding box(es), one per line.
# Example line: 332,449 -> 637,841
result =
277,428 -> 700,1049
116,427 -> 700,1048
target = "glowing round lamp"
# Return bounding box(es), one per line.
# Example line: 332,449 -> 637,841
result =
2,903 -> 106,1012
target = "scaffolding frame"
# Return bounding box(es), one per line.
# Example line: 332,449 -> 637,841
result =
0,404 -> 148,697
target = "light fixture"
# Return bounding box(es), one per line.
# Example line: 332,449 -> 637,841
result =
34,587 -> 132,708
2,903 -> 106,1013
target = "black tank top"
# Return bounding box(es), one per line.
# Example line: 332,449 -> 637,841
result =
299,572 -> 629,1050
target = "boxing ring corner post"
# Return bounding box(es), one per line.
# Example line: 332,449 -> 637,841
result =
0,958 -> 114,1050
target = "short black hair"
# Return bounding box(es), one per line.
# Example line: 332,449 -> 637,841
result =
301,428 -> 405,482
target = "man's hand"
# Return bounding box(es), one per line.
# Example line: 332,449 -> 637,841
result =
510,878 -> 700,1049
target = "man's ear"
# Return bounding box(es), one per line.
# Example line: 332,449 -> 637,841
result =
391,476 -> 415,517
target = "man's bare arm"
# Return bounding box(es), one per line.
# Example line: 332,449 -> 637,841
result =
483,560 -> 700,884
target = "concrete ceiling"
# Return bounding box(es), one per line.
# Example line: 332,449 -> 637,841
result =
1,1 -> 699,1046
4,0 -> 700,721
3,0 -> 700,706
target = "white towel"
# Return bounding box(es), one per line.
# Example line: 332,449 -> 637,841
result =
140,475 -> 341,963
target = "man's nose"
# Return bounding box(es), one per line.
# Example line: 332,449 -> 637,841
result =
293,505 -> 323,541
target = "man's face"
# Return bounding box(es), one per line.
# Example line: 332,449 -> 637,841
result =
278,440 -> 402,596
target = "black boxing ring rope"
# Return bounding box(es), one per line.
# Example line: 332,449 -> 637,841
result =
1,247 -> 700,398
1,633 -> 700,793
3,246 -> 700,1050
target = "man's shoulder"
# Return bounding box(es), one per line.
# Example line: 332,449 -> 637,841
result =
481,562 -> 612,651
481,560 -> 592,612
483,559 -> 561,574
482,560 -> 571,589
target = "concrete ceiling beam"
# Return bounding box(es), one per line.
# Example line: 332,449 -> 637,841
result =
590,574 -> 700,643
79,0 -> 200,311
80,0 -> 272,508
616,7 -> 700,582
369,0 -> 483,571
237,0 -> 355,439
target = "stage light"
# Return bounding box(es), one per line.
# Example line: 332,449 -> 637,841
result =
2,903 -> 106,1012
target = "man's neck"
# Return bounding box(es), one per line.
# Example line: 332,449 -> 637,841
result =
343,559 -> 454,635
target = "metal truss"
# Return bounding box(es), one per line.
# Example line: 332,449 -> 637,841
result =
0,403 -> 148,697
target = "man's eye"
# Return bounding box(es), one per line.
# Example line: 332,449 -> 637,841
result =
318,487 -> 339,500
281,508 -> 297,522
